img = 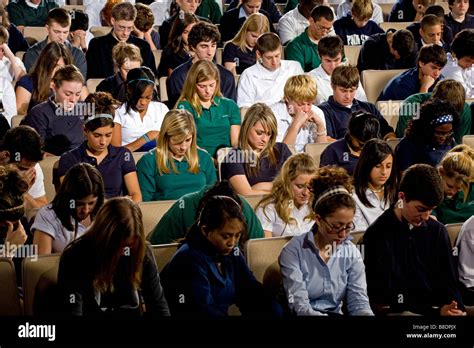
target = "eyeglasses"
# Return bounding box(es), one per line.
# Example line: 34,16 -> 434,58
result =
434,130 -> 454,138
314,23 -> 332,32
116,24 -> 134,33
321,218 -> 355,235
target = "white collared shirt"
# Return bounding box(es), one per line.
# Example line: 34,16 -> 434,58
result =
271,101 -> 326,152
237,60 -> 303,108
442,53 -> 474,99
28,163 -> 45,199
352,189 -> 390,232
308,65 -> 367,104
238,6 -> 248,19
457,215 -> 474,288
278,7 -> 309,45
256,202 -> 314,237
0,56 -> 25,82
114,101 -> 169,146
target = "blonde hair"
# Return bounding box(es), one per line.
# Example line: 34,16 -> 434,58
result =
284,74 -> 318,103
112,42 -> 143,69
156,109 -> 200,175
239,103 -> 278,177
177,60 -> 222,116
228,13 -> 270,53
432,79 -> 466,116
257,153 -> 316,225
351,0 -> 373,20
439,144 -> 474,201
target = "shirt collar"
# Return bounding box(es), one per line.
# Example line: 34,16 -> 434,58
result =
79,142 -> 119,159
239,6 -> 248,19
25,0 -> 41,9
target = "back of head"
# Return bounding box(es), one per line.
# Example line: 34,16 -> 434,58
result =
112,42 -> 142,68
348,112 -> 381,142
70,9 -> 89,32
425,4 -> 445,18
331,65 -> 360,89
0,164 -> 28,223
284,74 -> 317,103
399,163 -> 443,207
0,125 -> 43,163
197,180 -> 243,220
351,0 -> 373,20
255,32 -> 281,54
451,29 -> 474,60
112,1 -> 137,21
318,35 -> 344,59
392,29 -> 416,58
134,3 -> 154,32
440,144 -> 474,198
51,64 -> 84,89
83,92 -> 120,131
432,79 -> 466,116
188,22 -> 220,49
417,43 -> 447,67
47,7 -> 71,27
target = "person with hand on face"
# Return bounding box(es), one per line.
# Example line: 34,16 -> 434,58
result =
0,26 -> 25,82
364,164 -> 466,316
32,163 -> 105,255
0,5 -> 29,55
132,3 -> 160,51
271,74 -> 328,152
416,14 -> 450,51
112,66 -> 169,152
256,153 -> 317,237
279,166 -> 374,316
379,44 -> 447,101
68,9 -> 93,53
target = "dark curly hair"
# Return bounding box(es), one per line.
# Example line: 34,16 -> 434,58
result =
0,164 -> 29,222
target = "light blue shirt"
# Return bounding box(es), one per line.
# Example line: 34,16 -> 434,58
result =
279,231 -> 373,316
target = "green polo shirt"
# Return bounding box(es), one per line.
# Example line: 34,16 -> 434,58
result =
285,28 -> 321,72
7,0 -> 58,27
136,149 -> 217,201
432,185 -> 474,224
177,96 -> 241,157
396,92 -> 472,144
195,0 -> 222,24
148,185 -> 264,244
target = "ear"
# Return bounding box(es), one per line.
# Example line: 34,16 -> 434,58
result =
438,166 -> 445,177
398,191 -> 405,201
256,50 -> 262,60
201,225 -> 208,237
314,214 -> 322,225
0,150 -> 10,163
110,18 -> 116,27
419,28 -> 423,38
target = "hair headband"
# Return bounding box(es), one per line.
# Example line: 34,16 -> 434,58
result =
430,114 -> 453,126
313,186 -> 351,208
127,78 -> 155,85
0,203 -> 25,213
84,114 -> 113,124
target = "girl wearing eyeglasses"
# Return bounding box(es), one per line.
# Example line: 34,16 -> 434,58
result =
255,153 -> 317,237
396,99 -> 459,173
352,139 -> 398,232
279,166 -> 373,316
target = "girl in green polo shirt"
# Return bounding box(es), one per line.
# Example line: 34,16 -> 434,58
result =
176,60 -> 241,157
433,145 -> 474,224
136,109 -> 217,201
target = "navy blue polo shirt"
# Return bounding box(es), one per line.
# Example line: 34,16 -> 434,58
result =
21,98 -> 85,156
57,142 -> 137,198
222,42 -> 256,75
167,59 -> 237,108
320,138 -> 358,175
318,96 -> 393,139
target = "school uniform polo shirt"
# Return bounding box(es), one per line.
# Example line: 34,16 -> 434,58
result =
308,66 -> 367,104
177,96 -> 241,157
57,142 -> 136,199
278,6 -> 309,45
433,186 -> 474,225
445,13 -> 474,38
285,29 -> 321,72
136,149 -> 217,201
442,53 -> 474,99
333,15 -> 384,46
320,138 -> 359,175
21,98 -> 84,156
7,0 -> 58,27
222,43 -> 256,75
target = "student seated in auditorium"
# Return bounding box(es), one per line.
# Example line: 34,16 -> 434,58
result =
57,93 -> 142,203
219,0 -> 275,43
457,213 -> 474,305
352,139 -> 398,232
237,32 -> 303,109
6,0 -> 58,32
221,103 -> 292,195
256,153 -> 316,237
0,5 -> 29,55
23,8 -> 87,79
86,2 -> 155,79
148,180 -> 264,245
395,99 -> 459,172
223,13 -> 270,76
285,5 -> 334,72
333,0 -> 384,46
318,65 -> 394,140
21,65 -> 86,156
157,13 -> 198,78
167,22 -> 237,108
0,126 -> 47,210
442,29 -> 474,99
432,145 -> 474,224
271,74 -> 328,152
396,79 -> 471,143
58,197 -> 170,318
194,0 -> 223,25
160,195 -> 272,317
357,29 -> 417,72
112,67 -> 169,152
226,0 -> 281,25
96,42 -> 143,103
309,36 -> 367,104
278,0 -> 326,45
16,42 -> 73,116
388,0 -> 428,22
445,0 -> 474,38
411,14 -> 451,51
320,112 -> 381,176
131,3 -> 160,52
177,60 -> 241,158
279,166 -> 374,316
68,9 -> 93,53
0,27 -> 25,82
378,44 -> 447,101
406,6 -> 453,49
364,164 -> 466,316
136,109 -> 216,201
337,0 -> 383,25
32,163 -> 105,255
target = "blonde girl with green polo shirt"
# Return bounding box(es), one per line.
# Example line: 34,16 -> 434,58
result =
176,60 -> 241,157
136,109 -> 217,201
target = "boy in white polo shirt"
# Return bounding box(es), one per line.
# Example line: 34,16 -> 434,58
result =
237,32 -> 303,109
308,35 -> 366,104
271,74 -> 329,152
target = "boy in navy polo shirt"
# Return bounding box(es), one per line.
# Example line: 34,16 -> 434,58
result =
445,0 -> 474,37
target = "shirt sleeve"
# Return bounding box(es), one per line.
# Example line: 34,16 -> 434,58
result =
222,43 -> 237,63
278,16 -> 295,45
255,204 -> 275,232
148,199 -> 187,244
199,150 -> 217,185
21,108 -> 48,142
236,70 -> 256,108
458,219 -> 474,289
221,150 -> 246,180
284,40 -> 305,70
121,148 -> 137,176
28,163 -> 45,199
228,99 -> 241,125
320,145 -> 337,167
136,153 -> 158,202
345,246 -> 374,315
2,78 -> 17,123
241,197 -> 264,239
31,207 -> 58,239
